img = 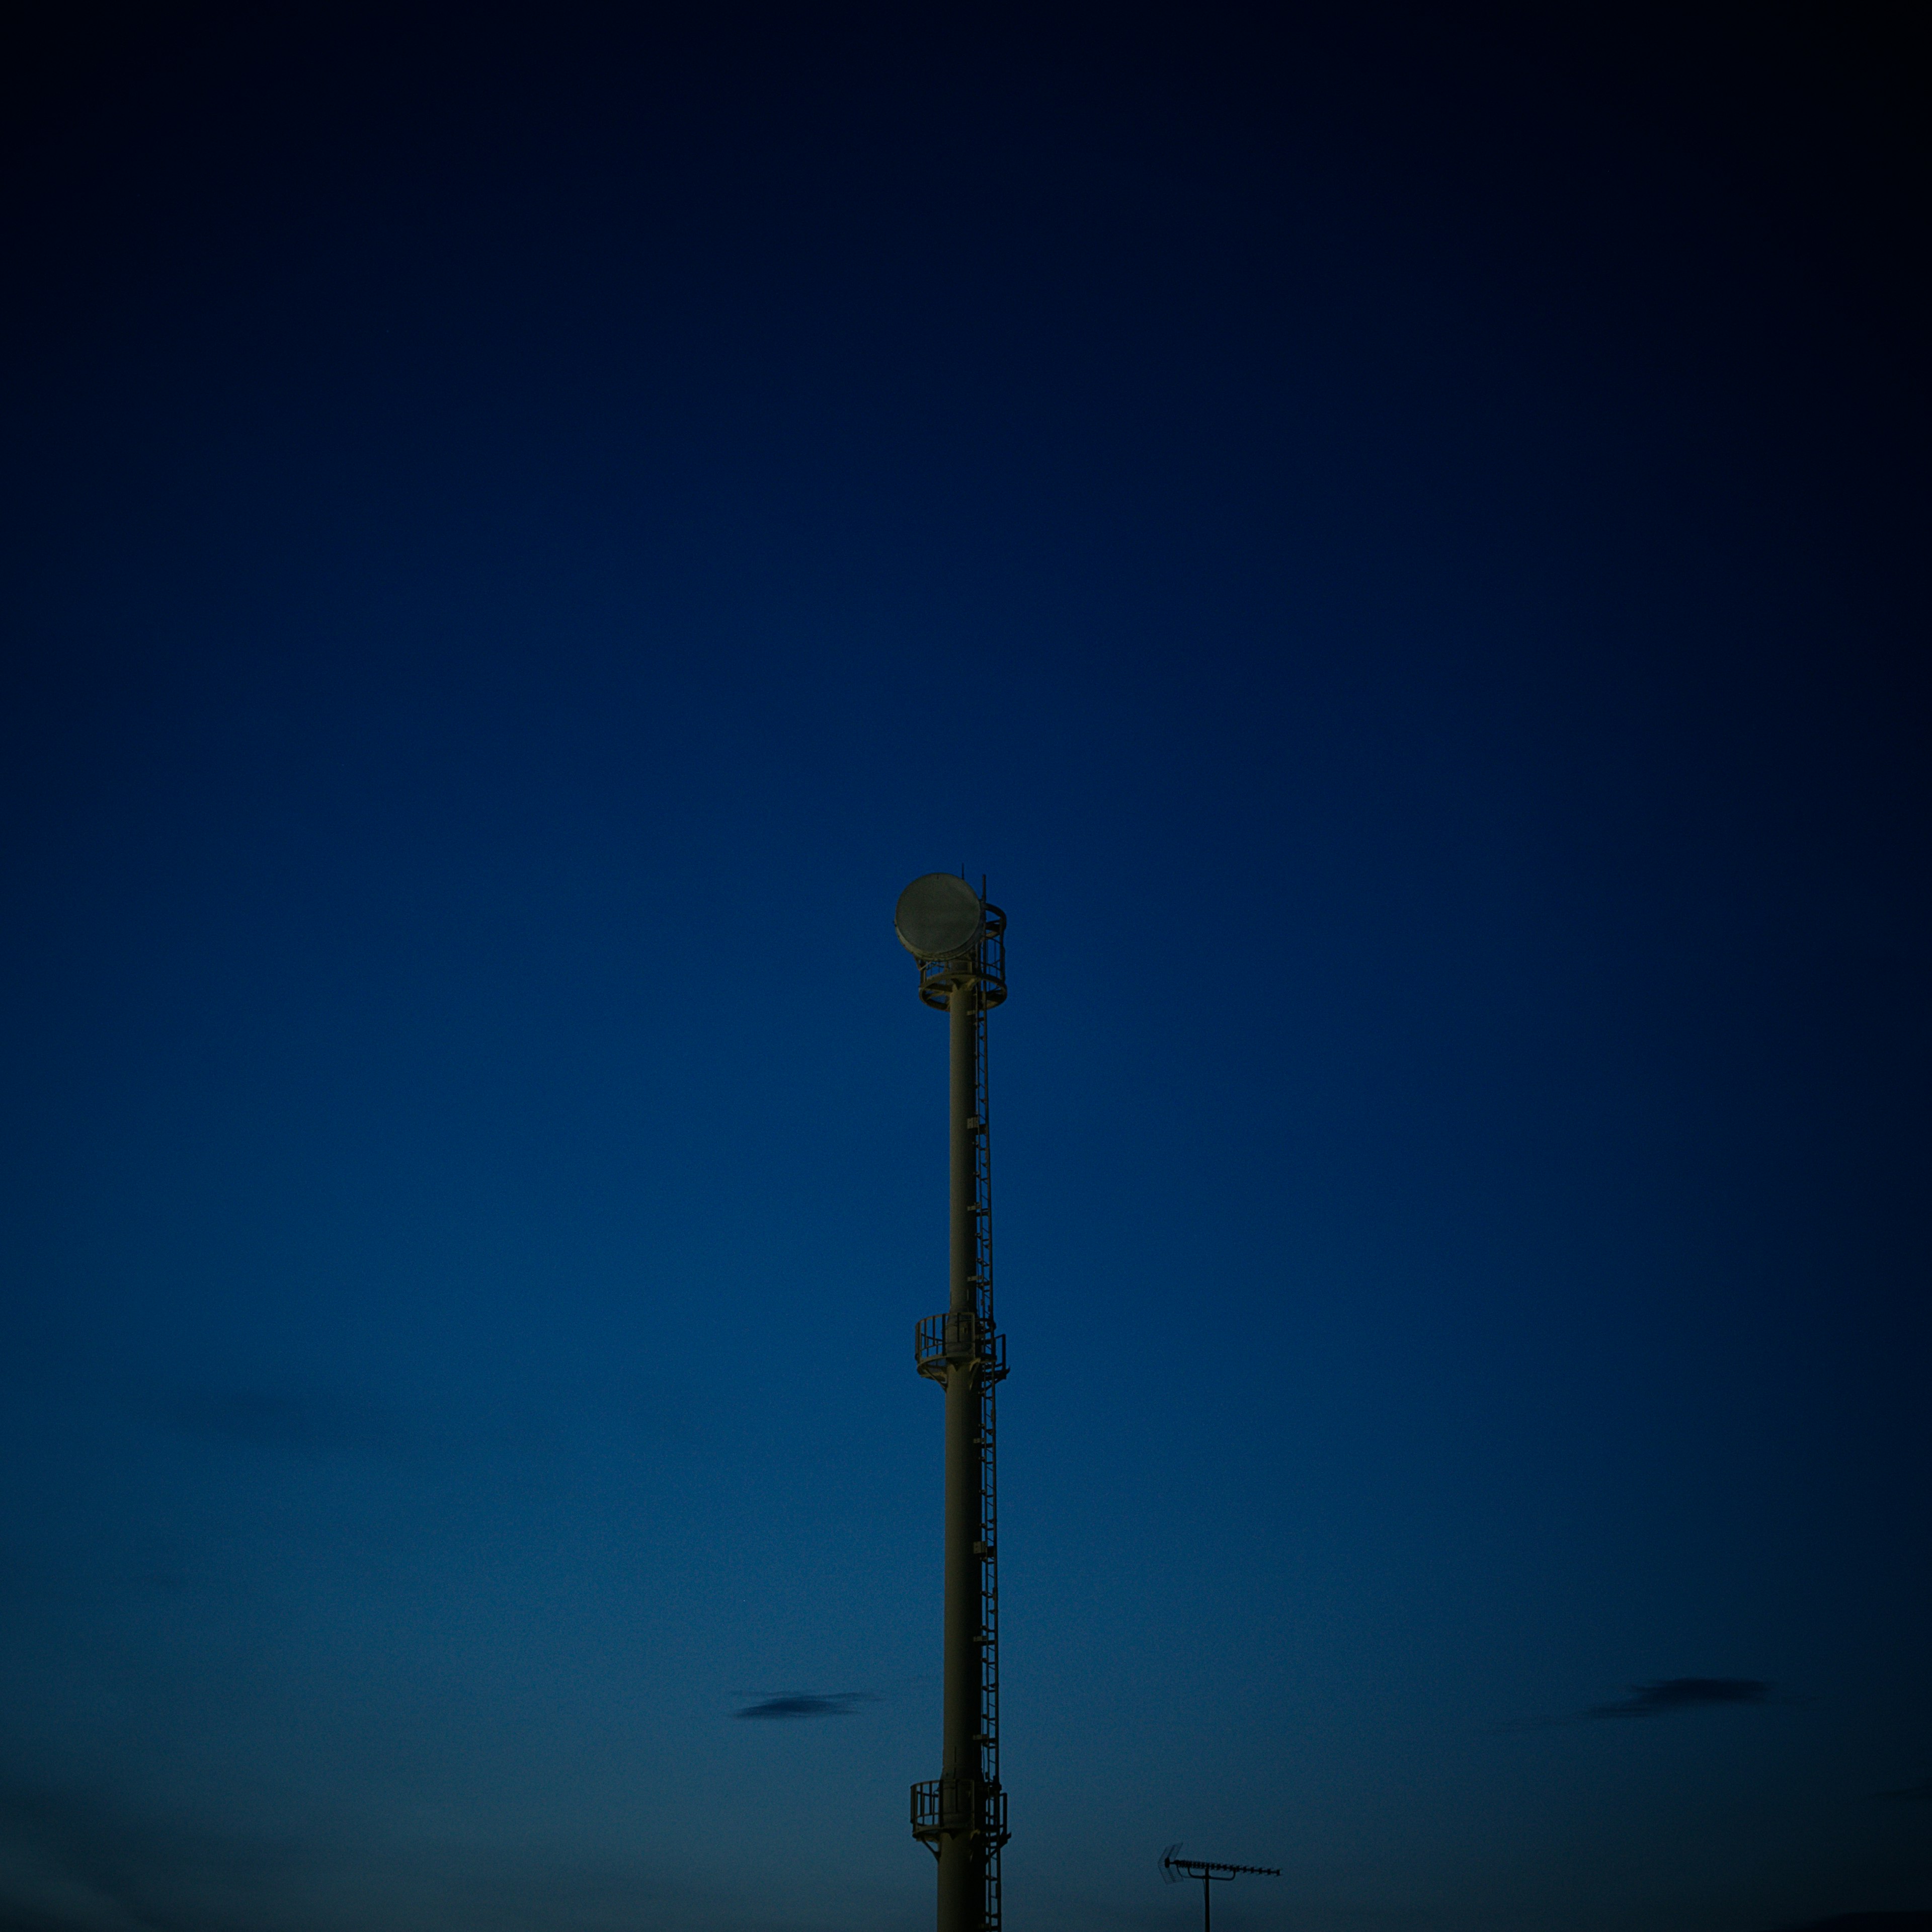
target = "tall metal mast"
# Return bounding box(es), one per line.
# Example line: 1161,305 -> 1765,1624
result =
895,873 -> 1010,1932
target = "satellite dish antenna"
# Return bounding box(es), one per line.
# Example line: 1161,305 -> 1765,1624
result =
895,871 -> 984,961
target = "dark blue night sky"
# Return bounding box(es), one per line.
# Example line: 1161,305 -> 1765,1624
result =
2,8 -> 1927,1930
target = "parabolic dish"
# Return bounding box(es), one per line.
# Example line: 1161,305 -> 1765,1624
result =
895,872 -> 984,960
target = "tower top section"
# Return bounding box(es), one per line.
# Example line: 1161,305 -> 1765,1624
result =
895,872 -> 984,961
895,873 -> 1007,1013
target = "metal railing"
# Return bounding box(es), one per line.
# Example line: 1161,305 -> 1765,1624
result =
914,1313 -> 1008,1384
911,1777 -> 1009,1843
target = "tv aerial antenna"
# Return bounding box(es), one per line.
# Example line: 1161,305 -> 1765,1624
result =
1160,1845 -> 1280,1932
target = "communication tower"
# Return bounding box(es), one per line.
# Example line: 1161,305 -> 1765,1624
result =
894,872 -> 1010,1932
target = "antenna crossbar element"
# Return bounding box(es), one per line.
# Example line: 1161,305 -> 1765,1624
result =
1160,1847 -> 1281,1932
1166,1861 -> 1281,1879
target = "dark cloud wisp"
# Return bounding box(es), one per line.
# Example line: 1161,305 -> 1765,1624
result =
733,1693 -> 873,1721
152,1386 -> 406,1456
1496,1676 -> 1778,1731
1586,1678 -> 1772,1719
1762,1917 -> 1932,1930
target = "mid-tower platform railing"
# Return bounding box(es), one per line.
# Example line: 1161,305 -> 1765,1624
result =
914,1312 -> 1008,1386
911,1778 -> 1009,1845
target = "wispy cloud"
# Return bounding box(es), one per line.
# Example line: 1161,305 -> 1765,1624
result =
1585,1678 -> 1772,1719
1874,1776 -> 1932,1802
1497,1676 -> 1775,1731
733,1693 -> 873,1721
0,1775 -> 305,1932
151,1385 -> 406,1456
1761,1918 -> 1932,1931
0,1774 -> 682,1931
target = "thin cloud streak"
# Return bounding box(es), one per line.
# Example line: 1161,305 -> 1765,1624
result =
152,1385 -> 407,1457
1496,1677 -> 1775,1731
1873,1777 -> 1932,1802
732,1693 -> 873,1721
1585,1678 -> 1773,1719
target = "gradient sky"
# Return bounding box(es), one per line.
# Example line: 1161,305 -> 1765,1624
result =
2,8 -> 1928,1931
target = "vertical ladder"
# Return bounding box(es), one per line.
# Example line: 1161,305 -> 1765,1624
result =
971,907 -> 1008,1931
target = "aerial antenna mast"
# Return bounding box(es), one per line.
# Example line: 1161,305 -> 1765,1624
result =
1160,1846 -> 1281,1932
895,873 -> 1010,1932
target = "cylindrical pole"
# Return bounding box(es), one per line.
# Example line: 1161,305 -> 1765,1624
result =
1203,1875 -> 1212,1932
938,979 -> 983,1931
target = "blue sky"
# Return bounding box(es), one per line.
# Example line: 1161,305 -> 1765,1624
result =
0,7 -> 1926,1930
